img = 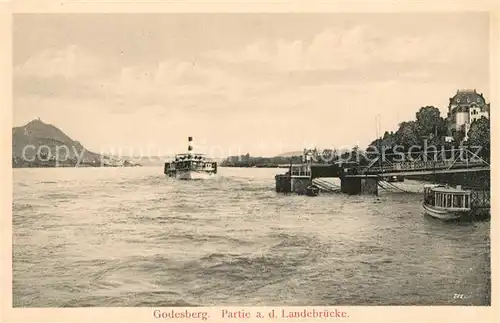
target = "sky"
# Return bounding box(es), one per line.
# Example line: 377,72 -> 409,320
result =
13,13 -> 490,157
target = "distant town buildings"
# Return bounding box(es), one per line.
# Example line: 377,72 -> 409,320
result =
447,89 -> 490,141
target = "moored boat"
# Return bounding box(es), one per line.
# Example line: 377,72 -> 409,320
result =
422,184 -> 472,221
306,184 -> 320,196
164,137 -> 217,180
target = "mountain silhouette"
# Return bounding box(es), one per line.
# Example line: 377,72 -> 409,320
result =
12,118 -> 102,166
277,150 -> 303,157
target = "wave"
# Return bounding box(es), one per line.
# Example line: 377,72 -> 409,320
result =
153,232 -> 253,247
41,192 -> 80,200
60,293 -> 198,307
13,203 -> 35,211
12,168 -> 491,307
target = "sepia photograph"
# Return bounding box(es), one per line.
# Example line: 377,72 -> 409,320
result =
5,4 -> 496,320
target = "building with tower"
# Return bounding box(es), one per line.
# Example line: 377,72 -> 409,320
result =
446,89 -> 490,141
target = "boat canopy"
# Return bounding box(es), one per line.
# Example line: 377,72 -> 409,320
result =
425,185 -> 472,210
175,153 -> 206,157
170,154 -> 216,163
432,186 -> 471,194
175,154 -> 207,160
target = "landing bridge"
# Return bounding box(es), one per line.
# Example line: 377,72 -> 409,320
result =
340,148 -> 489,195
275,148 -> 490,195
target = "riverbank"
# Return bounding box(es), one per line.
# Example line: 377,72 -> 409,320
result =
12,159 -> 141,168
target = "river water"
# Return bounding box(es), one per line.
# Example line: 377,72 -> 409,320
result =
12,166 -> 490,307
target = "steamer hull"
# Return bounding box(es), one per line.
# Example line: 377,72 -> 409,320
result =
175,170 -> 216,180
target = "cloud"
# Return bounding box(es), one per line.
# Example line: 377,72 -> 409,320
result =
101,60 -> 249,113
205,25 -> 487,72
14,45 -> 111,79
14,44 -> 252,114
16,24 -> 486,109
13,20 -> 489,154
203,26 -> 377,70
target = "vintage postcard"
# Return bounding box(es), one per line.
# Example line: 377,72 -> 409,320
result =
1,0 -> 499,323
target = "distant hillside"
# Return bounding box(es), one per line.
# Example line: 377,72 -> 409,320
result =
220,153 -> 303,167
117,156 -> 169,167
116,156 -> 226,167
12,119 -> 139,168
277,151 -> 303,157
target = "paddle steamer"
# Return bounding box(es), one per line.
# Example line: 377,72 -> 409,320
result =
164,137 -> 217,180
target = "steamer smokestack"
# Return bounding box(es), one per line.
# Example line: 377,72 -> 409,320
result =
188,136 -> 193,152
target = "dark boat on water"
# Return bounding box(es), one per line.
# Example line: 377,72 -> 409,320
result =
422,184 -> 490,221
306,185 -> 320,197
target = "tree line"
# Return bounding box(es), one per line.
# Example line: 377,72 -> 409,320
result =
220,105 -> 490,167
367,106 -> 490,161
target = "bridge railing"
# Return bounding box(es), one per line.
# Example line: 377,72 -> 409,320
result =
289,164 -> 312,177
358,159 -> 488,174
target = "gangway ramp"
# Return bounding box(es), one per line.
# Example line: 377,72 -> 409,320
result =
312,178 -> 340,193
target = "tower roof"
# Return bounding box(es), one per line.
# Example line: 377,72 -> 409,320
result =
449,89 -> 486,106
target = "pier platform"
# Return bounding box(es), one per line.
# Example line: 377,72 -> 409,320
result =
275,164 -> 312,195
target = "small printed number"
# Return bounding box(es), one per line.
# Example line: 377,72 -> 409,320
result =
453,293 -> 469,299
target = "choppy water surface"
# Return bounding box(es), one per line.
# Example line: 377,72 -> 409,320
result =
13,167 -> 490,307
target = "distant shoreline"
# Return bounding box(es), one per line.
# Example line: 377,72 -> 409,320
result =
12,159 -> 141,168
219,164 -> 287,169
12,165 -> 141,169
